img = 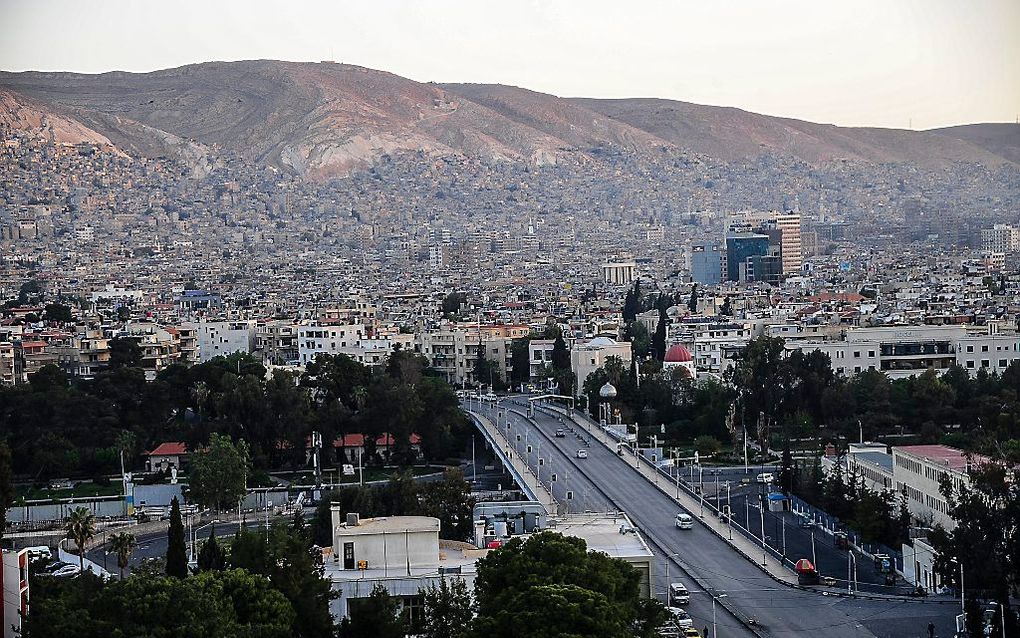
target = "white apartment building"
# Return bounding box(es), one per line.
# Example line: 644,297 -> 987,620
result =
528,339 -> 556,380
602,261 -> 637,285
893,445 -> 988,531
326,513 -> 478,623
297,323 -> 365,364
416,325 -> 527,387
981,224 -> 1020,253
1,549 -> 29,638
786,324 -> 1020,379
671,321 -> 752,374
570,337 -> 632,393
195,320 -> 256,363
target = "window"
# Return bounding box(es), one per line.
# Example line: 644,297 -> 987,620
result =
853,351 -> 861,358
982,345 -> 989,352
982,360 -> 990,368
1000,359 -> 1008,368
868,350 -> 875,358
967,361 -> 975,369
966,345 -> 973,353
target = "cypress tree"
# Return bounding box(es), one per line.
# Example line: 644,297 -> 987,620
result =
166,496 -> 188,578
197,523 -> 225,571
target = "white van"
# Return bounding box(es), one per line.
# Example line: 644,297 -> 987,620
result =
674,513 -> 694,530
757,472 -> 775,484
668,582 -> 690,605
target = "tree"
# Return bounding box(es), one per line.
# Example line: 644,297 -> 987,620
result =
778,441 -> 797,495
509,338 -> 531,386
108,336 -> 142,369
0,441 -> 12,543
720,296 -> 732,316
108,532 -> 137,579
551,333 -> 570,372
197,524 -> 225,571
440,291 -> 467,317
473,531 -> 660,638
420,577 -> 473,638
688,284 -> 699,314
189,434 -> 250,511
166,497 -> 188,578
66,507 -> 97,574
419,469 -> 476,541
652,298 -> 668,361
340,584 -> 404,638
116,305 -> 131,322
25,568 -> 296,638
230,523 -> 338,638
44,302 -> 73,323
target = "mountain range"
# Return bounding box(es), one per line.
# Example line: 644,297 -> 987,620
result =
1,59 -> 1017,179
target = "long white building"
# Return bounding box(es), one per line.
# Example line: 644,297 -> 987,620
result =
786,324 -> 1020,379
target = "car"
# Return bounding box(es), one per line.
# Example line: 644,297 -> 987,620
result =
555,429 -> 565,438
797,513 -> 816,528
675,513 -> 694,530
683,630 -> 702,638
24,546 -> 52,561
50,564 -> 81,577
576,449 -> 588,459
757,472 -> 775,484
668,582 -> 690,605
666,607 -> 694,629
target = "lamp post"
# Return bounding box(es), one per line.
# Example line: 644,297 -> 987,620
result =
713,593 -> 728,638
950,557 -> 965,614
190,520 -> 221,563
759,493 -> 767,566
726,483 -> 732,540
848,551 -> 857,595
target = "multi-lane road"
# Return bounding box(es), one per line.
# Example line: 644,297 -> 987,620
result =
470,397 -> 960,638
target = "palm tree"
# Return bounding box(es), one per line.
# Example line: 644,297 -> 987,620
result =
108,532 -> 137,579
65,507 -> 96,574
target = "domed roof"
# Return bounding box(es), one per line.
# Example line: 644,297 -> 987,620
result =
664,344 -> 693,363
587,336 -> 617,347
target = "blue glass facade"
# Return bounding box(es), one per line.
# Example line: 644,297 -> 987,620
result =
690,241 -> 721,285
726,234 -> 770,282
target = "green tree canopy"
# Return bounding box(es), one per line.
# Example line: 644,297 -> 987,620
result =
189,434 -> 250,511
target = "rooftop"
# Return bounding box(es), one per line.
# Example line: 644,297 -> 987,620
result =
334,515 -> 440,537
546,512 -> 653,560
894,444 -> 989,471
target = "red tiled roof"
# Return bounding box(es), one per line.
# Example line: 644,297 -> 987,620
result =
895,445 -> 989,471
146,442 -> 188,457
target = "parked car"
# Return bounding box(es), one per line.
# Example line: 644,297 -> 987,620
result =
50,564 -> 81,577
666,607 -> 694,629
25,546 -> 52,561
576,449 -> 588,459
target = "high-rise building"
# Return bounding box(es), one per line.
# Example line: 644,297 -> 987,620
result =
982,224 -> 1020,253
690,241 -> 722,285
730,211 -> 802,275
725,233 -> 769,282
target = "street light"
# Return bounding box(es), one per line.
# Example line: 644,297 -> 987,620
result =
190,520 -> 221,562
950,557 -> 965,614
713,593 -> 728,638
848,551 -> 857,595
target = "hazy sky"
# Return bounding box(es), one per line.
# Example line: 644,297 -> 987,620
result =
2,0 -> 1017,129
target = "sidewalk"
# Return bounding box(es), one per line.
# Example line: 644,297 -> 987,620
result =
467,409 -> 558,514
538,402 -> 803,587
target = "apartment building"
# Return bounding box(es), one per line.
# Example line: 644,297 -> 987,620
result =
981,224 -> 1020,253
570,336 -> 632,392
195,319 -> 256,363
786,324 -> 1020,379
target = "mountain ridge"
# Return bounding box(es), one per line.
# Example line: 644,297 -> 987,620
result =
1,60 -> 1016,178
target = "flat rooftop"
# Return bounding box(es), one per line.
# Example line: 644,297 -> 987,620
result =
894,445 -> 989,471
546,512 -> 653,560
334,515 -> 440,536
854,451 -> 894,473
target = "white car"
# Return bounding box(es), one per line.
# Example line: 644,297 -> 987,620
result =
757,472 -> 775,484
25,546 -> 52,561
50,564 -> 81,577
576,449 -> 588,459
666,607 -> 694,629
675,513 -> 694,530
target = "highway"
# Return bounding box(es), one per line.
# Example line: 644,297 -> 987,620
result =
471,397 -> 960,638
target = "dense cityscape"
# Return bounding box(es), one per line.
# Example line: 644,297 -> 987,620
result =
1,3 -> 1020,638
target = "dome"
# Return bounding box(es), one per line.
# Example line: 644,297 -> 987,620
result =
587,336 -> 617,347
599,382 -> 618,398
664,344 -> 693,363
